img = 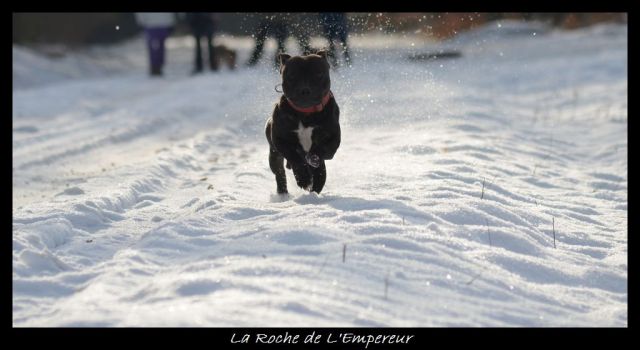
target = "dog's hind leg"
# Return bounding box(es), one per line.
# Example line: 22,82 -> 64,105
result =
269,148 -> 288,194
311,160 -> 327,194
266,118 -> 288,194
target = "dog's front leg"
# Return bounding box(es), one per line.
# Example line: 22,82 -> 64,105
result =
310,160 -> 326,193
274,136 -> 313,190
309,131 -> 341,161
291,162 -> 313,191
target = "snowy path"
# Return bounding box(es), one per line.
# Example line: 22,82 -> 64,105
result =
13,22 -> 627,326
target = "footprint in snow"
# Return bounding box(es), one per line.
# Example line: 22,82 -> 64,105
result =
55,187 -> 85,196
181,198 -> 200,208
13,126 -> 39,133
270,193 -> 293,203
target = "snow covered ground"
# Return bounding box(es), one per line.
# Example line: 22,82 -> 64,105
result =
13,21 -> 627,326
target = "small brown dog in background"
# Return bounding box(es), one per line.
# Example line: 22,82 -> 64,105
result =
214,45 -> 237,70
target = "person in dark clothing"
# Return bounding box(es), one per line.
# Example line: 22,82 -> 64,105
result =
185,13 -> 219,74
319,13 -> 351,67
246,13 -> 312,69
291,13 -> 313,56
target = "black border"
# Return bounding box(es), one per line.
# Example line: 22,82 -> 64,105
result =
8,3 -> 633,346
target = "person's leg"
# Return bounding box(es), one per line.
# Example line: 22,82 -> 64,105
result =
193,31 -> 203,73
144,29 -> 154,75
247,21 -> 269,66
145,28 -> 164,76
207,31 -> 218,71
157,27 -> 170,69
327,38 -> 338,67
339,29 -> 351,66
323,25 -> 339,67
296,30 -> 312,55
274,22 -> 288,69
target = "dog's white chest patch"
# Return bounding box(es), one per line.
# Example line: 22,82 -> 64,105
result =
294,122 -> 315,152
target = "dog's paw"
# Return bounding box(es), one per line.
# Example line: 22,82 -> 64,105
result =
291,162 -> 313,189
304,177 -> 314,192
295,176 -> 312,190
305,153 -> 320,168
294,172 -> 312,190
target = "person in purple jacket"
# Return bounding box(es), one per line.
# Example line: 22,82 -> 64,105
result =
135,13 -> 176,76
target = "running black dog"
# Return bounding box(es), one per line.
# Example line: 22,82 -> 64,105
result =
265,51 -> 341,194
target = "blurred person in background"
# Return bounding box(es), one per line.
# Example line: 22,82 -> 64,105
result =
185,12 -> 220,74
246,13 -> 313,69
319,12 -> 351,68
291,13 -> 313,57
135,12 -> 176,77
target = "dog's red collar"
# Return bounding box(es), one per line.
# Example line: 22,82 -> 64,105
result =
286,91 -> 333,115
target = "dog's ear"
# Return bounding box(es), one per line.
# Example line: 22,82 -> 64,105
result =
278,53 -> 291,71
315,50 -> 328,60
